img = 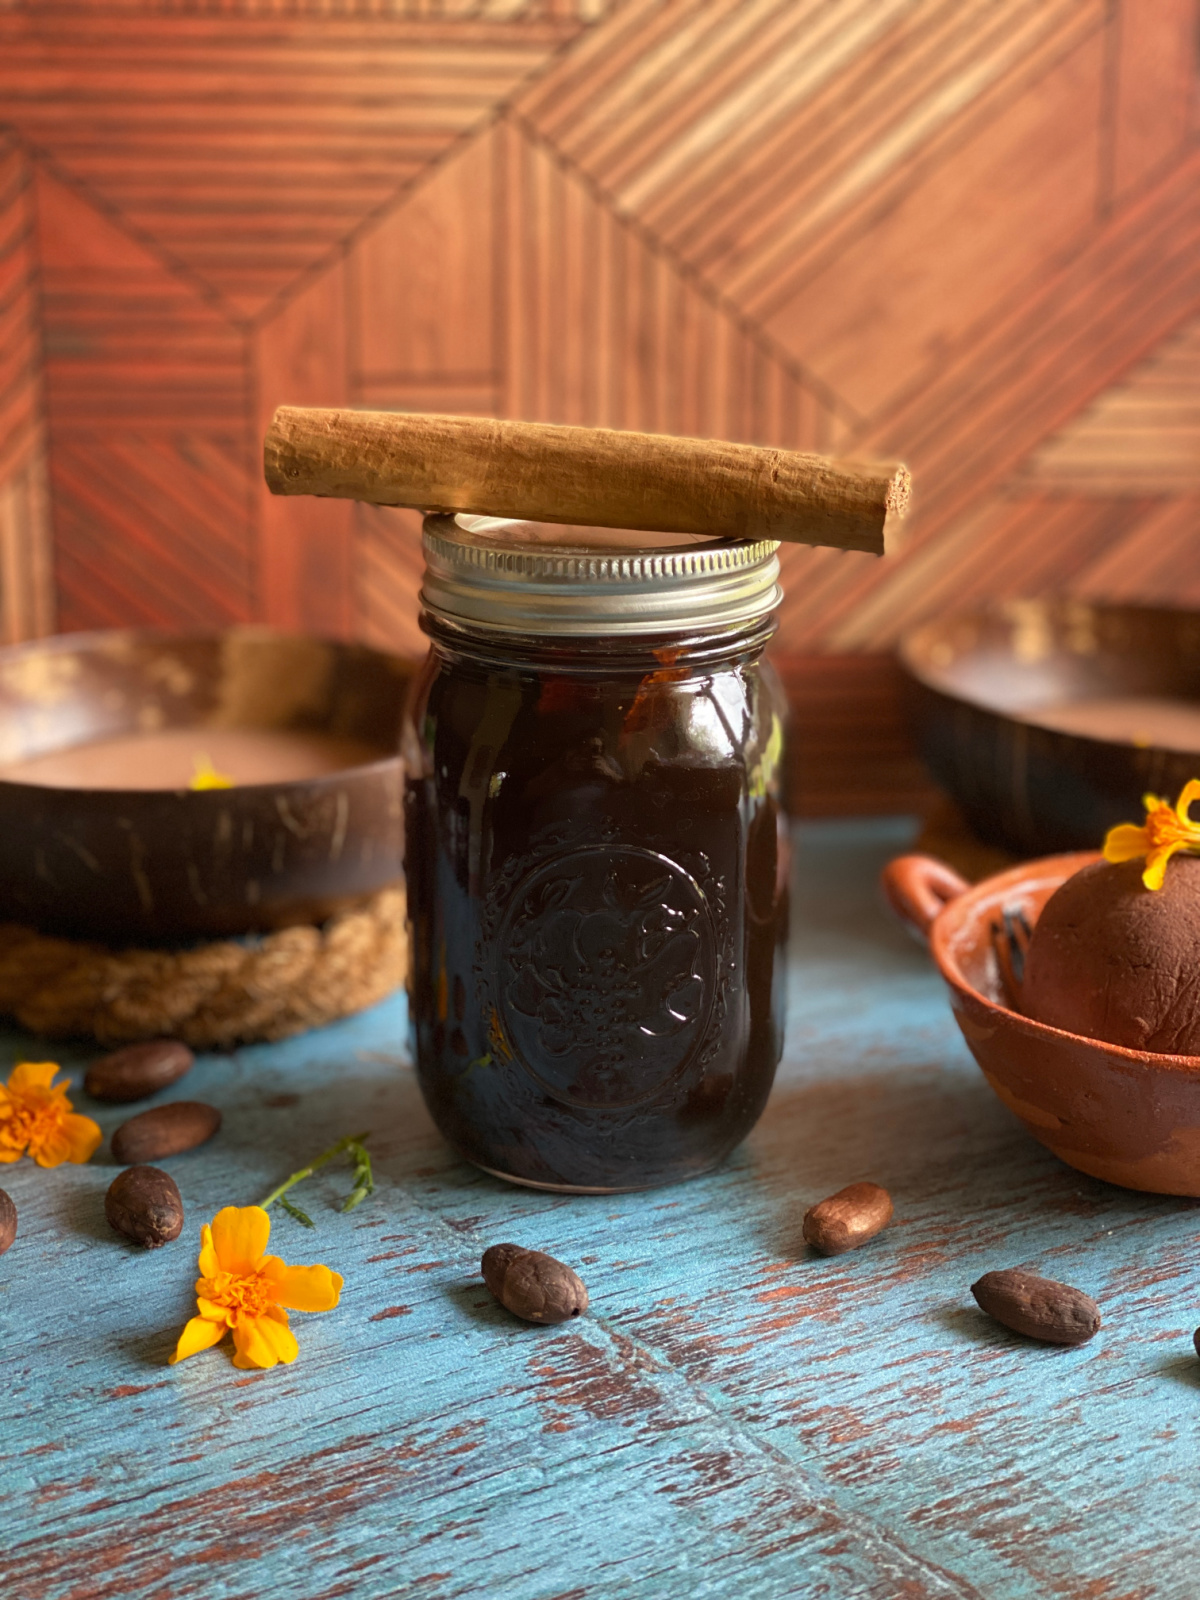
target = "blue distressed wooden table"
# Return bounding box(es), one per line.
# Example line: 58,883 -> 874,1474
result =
3,819 -> 1197,1600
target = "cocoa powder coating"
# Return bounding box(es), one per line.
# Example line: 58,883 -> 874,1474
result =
0,1187 -> 16,1255
803,1182 -> 894,1255
1022,854 -> 1200,1054
105,1166 -> 184,1248
111,1101 -> 221,1164
481,1243 -> 589,1324
85,1039 -> 194,1103
971,1268 -> 1100,1346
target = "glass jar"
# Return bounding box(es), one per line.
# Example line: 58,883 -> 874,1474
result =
402,514 -> 789,1192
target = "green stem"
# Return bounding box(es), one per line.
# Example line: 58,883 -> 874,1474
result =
259,1132 -> 370,1212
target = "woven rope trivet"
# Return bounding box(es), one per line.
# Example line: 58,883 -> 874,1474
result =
0,887 -> 407,1050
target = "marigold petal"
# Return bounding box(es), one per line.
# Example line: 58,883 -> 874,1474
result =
169,1315 -> 229,1365
209,1205 -> 271,1275
1176,779 -> 1200,824
59,1112 -> 102,1164
231,1311 -> 298,1370
30,1126 -> 75,1169
198,1224 -> 220,1280
196,1296 -> 232,1324
1103,823 -> 1150,864
263,1260 -> 344,1313
1143,847 -> 1174,891
7,1061 -> 64,1096
0,1135 -> 25,1161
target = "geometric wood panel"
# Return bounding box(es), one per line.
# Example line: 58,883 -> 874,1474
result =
347,118 -> 850,648
0,139 -> 43,478
762,22 -> 1109,418
0,136 -> 54,642
790,145 -> 1200,652
349,120 -> 848,446
820,492 -> 1171,650
1108,0 -> 1199,203
3,0 -> 1200,812
35,169 -> 255,632
256,259 -> 355,635
495,121 -> 845,447
0,447 -> 53,645
0,10 -> 588,321
1068,494 -> 1200,605
773,650 -> 938,817
50,430 -> 255,632
35,174 -> 250,432
520,0 -> 1111,415
350,130 -> 502,420
356,502 -> 428,660
1024,317 -> 1200,493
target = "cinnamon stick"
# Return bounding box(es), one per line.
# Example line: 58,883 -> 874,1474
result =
264,408 -> 908,556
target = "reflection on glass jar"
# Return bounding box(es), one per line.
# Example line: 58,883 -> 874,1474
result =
403,515 -> 789,1191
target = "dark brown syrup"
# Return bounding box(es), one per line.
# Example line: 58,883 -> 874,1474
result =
403,625 -> 788,1190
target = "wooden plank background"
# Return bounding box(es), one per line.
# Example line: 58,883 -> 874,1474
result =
0,0 -> 1197,807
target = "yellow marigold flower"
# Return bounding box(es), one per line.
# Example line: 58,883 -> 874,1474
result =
171,1205 -> 343,1371
1103,778 -> 1200,891
0,1062 -> 101,1168
189,754 -> 234,790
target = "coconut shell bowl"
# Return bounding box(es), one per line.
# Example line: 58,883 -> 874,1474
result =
882,850 -> 1200,1198
0,629 -> 415,944
900,599 -> 1200,856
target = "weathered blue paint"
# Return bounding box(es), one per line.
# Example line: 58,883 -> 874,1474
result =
3,819 -> 1197,1599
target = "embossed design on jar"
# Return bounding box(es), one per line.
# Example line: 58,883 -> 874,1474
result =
494,845 -> 717,1109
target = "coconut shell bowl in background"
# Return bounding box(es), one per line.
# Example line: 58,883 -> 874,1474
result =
882,851 -> 1200,1198
900,600 -> 1200,857
0,629 -> 415,944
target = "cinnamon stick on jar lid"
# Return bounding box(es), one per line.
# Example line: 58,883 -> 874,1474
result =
264,407 -> 909,557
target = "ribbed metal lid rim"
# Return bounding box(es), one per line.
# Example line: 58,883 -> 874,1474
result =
420,513 -> 782,636
423,517 -> 778,582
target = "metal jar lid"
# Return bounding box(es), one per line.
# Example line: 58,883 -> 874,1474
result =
420,513 -> 782,637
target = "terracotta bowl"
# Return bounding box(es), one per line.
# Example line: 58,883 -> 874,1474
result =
0,629 -> 416,944
881,850 -> 1200,1197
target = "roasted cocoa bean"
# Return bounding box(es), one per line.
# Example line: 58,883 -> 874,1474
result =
482,1243 -> 589,1324
0,1187 -> 16,1256
111,1101 -> 221,1164
86,1039 -> 194,1103
803,1181 -> 894,1255
105,1165 -> 184,1248
971,1268 -> 1100,1346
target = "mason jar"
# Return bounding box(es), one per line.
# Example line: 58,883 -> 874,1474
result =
402,514 -> 789,1191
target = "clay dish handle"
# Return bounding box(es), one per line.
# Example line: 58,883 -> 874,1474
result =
881,854 -> 971,945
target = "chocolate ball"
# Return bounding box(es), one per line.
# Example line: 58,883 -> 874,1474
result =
1023,853 -> 1200,1055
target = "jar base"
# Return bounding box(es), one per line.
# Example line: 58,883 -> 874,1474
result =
471,1158 -> 720,1194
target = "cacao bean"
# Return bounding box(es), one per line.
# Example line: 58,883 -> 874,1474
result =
111,1101 -> 221,1164
105,1165 -> 184,1248
971,1268 -> 1100,1346
482,1242 -> 589,1324
86,1039 -> 194,1103
803,1181 -> 893,1255
0,1187 -> 16,1256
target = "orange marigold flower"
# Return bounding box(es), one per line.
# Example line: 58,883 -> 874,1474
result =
0,1062 -> 101,1168
171,1205 -> 343,1371
1103,778 -> 1200,891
